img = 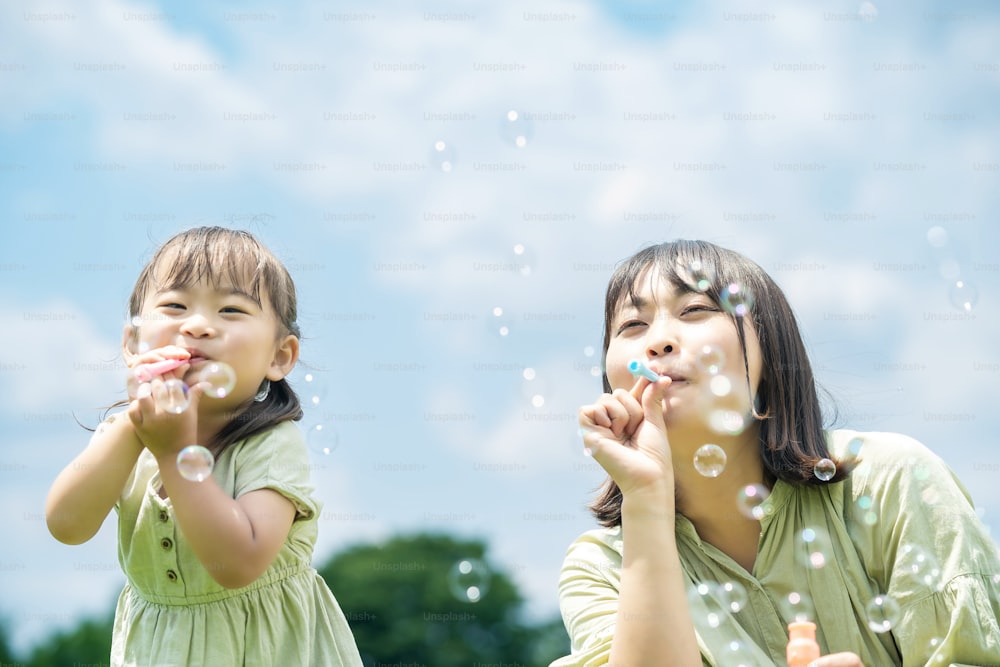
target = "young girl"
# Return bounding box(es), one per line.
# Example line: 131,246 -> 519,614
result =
551,240 -> 1000,666
45,227 -> 363,666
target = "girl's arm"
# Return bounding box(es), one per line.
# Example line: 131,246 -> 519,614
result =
45,412 -> 144,544
155,453 -> 296,589
581,377 -> 701,667
130,382 -> 295,589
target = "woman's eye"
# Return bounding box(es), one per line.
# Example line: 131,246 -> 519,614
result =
683,304 -> 716,315
617,320 -> 645,333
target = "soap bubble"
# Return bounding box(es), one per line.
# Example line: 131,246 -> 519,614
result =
686,582 -> 726,628
858,1 -> 878,22
429,139 -> 456,172
300,372 -> 327,408
780,590 -> 815,623
718,580 -> 748,613
177,445 -> 215,482
685,259 -> 716,292
866,594 -> 901,633
709,375 -> 732,397
709,409 -> 747,435
487,306 -> 512,338
582,345 -> 602,378
926,226 -> 948,248
304,422 -> 339,456
948,280 -> 977,313
899,543 -> 943,590
720,283 -> 754,317
521,367 -> 549,408
511,243 -> 535,277
499,109 -> 533,148
796,527 -> 831,569
696,345 -> 725,375
154,379 -> 190,414
448,558 -> 490,603
693,444 -> 727,478
857,495 -> 878,526
718,640 -> 754,667
193,361 -> 237,398
813,458 -> 837,481
847,437 -> 864,457
737,484 -> 770,520
127,315 -> 151,355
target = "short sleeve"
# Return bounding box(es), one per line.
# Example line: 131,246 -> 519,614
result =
846,431 -> 1000,666
549,530 -> 621,667
226,421 -> 319,521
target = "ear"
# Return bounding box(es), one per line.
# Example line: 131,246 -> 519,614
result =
267,334 -> 299,381
122,321 -> 139,364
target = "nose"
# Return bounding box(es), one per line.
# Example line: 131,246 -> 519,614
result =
646,317 -> 677,357
178,311 -> 214,339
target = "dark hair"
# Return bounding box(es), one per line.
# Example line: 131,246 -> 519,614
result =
590,240 -> 853,527
117,226 -> 303,452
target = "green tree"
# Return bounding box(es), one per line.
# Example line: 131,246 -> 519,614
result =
0,616 -> 19,664
25,613 -> 113,667
318,532 -> 568,665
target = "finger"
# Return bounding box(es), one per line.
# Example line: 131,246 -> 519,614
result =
600,392 -> 636,438
609,388 -> 644,438
627,376 -> 650,402
580,403 -> 613,430
640,375 -> 672,430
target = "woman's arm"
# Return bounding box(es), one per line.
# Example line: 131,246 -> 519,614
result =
45,413 -> 144,544
581,377 -> 700,666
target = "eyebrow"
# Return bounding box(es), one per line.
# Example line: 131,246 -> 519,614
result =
158,285 -> 262,307
620,285 -> 698,313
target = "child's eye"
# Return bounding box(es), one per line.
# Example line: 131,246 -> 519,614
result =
160,303 -> 185,310
221,306 -> 247,314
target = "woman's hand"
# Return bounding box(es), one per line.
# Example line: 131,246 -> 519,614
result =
578,375 -> 673,497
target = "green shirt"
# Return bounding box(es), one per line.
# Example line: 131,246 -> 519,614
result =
113,421 -> 363,667
552,430 -> 1000,666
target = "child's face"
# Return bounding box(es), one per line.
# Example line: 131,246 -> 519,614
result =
130,268 -> 296,409
604,268 -> 763,438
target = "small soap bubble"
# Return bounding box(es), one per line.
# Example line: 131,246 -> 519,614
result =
926,226 -> 949,248
305,422 -> 339,456
487,306 -> 512,338
429,139 -> 456,172
814,458 -> 837,481
780,590 -> 815,623
177,445 -> 214,482
709,375 -> 732,397
686,582 -> 726,628
720,283 -> 754,318
848,437 -> 864,457
948,280 -> 977,313
154,379 -> 190,414
447,558 -> 490,603
520,367 -> 549,408
718,580 -> 748,613
857,495 -> 878,526
737,484 -> 770,520
858,1 -> 878,22
193,361 -> 237,399
693,444 -> 727,478
719,640 -> 753,667
582,345 -> 602,377
499,109 -> 533,148
686,259 -> 716,292
866,594 -> 901,633
696,345 -> 725,375
709,409 -> 747,435
796,527 -> 831,569
926,637 -> 946,665
300,372 -> 328,407
900,543 -> 943,590
511,243 -> 535,276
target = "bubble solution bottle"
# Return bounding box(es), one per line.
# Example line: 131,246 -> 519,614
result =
786,620 -> 820,666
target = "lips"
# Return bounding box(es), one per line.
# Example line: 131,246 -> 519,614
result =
184,349 -> 210,363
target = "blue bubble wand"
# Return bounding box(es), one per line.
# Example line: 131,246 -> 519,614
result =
628,359 -> 661,382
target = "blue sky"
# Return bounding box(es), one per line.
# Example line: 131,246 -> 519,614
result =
1,0 -> 999,655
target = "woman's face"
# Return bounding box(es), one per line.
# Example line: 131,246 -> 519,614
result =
604,267 -> 764,440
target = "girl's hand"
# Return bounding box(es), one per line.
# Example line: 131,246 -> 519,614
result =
578,376 -> 673,497
125,345 -> 192,400
127,369 -> 206,459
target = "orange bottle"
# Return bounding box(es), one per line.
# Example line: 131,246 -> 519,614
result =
787,620 -> 820,666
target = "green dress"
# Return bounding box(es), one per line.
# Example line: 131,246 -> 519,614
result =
112,421 -> 363,666
551,430 -> 1000,666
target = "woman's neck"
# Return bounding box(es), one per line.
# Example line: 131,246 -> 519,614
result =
670,424 -> 766,572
